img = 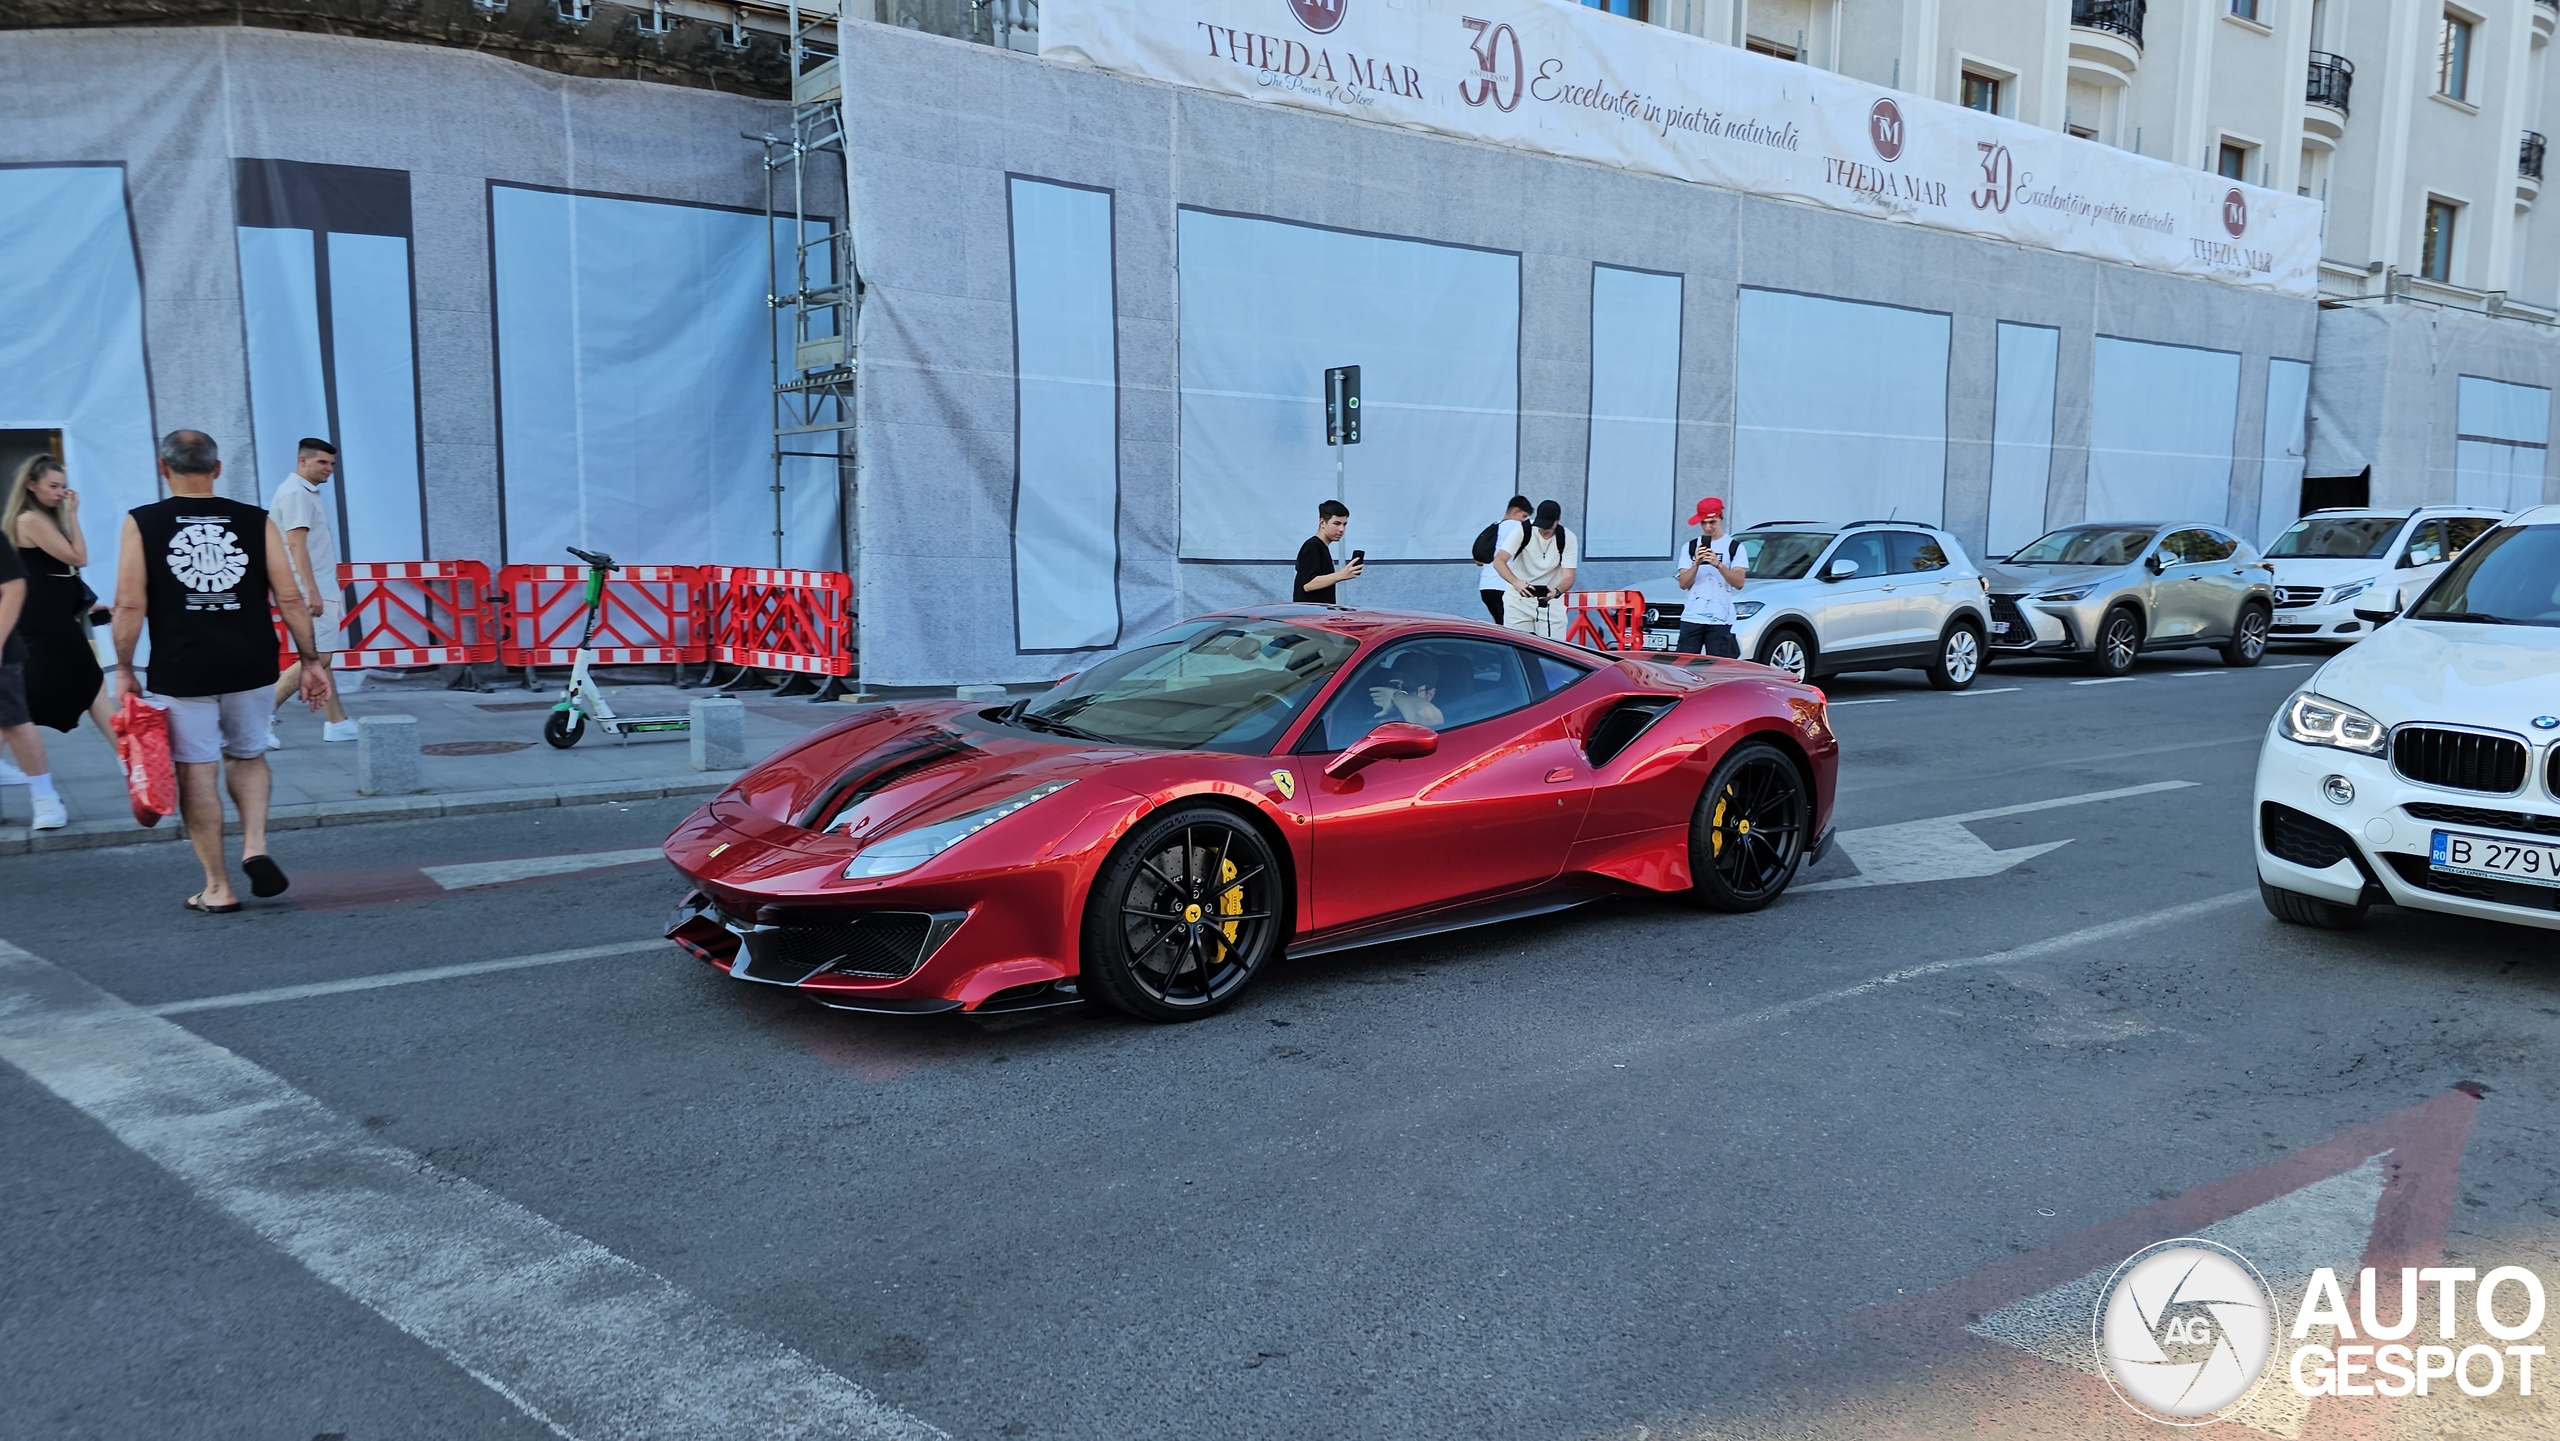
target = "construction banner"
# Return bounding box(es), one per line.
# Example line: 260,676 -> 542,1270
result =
1040,0 -> 2323,296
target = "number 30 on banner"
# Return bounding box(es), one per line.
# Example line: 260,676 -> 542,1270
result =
1459,17 -> 1522,112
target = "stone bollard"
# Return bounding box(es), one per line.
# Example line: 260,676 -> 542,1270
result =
955,684 -> 1007,703
356,714 -> 423,796
689,696 -> 748,771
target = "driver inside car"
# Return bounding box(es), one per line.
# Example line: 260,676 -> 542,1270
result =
1368,664 -> 1445,728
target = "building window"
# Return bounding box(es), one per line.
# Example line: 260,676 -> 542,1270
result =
1583,0 -> 1648,17
2438,12 -> 2472,100
2230,0 -> 2259,19
1744,35 -> 1798,60
1961,72 -> 2003,113
2218,143 -> 2249,179
2420,199 -> 2458,281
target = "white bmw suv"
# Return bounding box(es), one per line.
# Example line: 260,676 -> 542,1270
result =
2262,506 -> 2503,646
2254,506 -> 2560,932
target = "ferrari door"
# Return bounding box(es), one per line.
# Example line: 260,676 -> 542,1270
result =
1297,636 -> 1592,935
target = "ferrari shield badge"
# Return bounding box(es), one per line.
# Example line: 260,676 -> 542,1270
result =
1269,769 -> 1296,800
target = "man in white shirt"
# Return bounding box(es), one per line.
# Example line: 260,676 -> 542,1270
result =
269,438 -> 359,742
1476,495 -> 1531,623
1674,496 -> 1748,658
1495,499 -> 1578,638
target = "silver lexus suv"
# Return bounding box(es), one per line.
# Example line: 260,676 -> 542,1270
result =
1983,522 -> 2276,675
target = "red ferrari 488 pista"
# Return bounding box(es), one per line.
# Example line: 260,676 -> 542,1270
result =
664,606 -> 1837,1022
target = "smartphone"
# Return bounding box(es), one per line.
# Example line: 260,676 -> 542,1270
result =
1350,550 -> 1365,565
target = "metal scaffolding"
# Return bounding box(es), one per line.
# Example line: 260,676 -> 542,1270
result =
752,0 -> 860,694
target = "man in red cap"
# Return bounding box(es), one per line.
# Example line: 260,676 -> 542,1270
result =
1673,496 -> 1748,657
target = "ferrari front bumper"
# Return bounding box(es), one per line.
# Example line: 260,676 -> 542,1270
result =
664,890 -> 1089,1015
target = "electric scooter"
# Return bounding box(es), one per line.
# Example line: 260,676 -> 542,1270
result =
541,546 -> 694,749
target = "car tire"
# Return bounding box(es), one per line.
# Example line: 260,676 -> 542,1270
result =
1687,741 -> 1811,913
1079,804 -> 1285,1022
2086,608 -> 2142,677
542,708 -> 586,749
2258,879 -> 2366,931
2221,603 -> 2270,668
1926,620 -> 1983,691
1757,627 -> 1816,683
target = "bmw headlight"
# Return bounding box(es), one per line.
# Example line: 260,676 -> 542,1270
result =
2325,578 -> 2375,605
2276,691 -> 2387,757
2034,584 -> 2099,603
842,780 -> 1076,879
1733,601 -> 1765,619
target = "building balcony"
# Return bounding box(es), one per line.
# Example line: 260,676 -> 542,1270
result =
2539,0 -> 2557,40
2306,52 -> 2351,115
2069,0 -> 2144,81
2525,131 -> 2548,182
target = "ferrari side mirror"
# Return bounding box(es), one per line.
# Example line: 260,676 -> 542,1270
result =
1325,722 -> 1438,779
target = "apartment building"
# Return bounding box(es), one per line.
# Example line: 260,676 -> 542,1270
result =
1651,1 -> 2560,315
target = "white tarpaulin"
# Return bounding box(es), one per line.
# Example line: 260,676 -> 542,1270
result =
1734,289 -> 1948,527
1042,0 -> 2321,295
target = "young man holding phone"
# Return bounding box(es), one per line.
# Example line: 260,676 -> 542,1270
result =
1293,500 -> 1364,603
1674,496 -> 1747,657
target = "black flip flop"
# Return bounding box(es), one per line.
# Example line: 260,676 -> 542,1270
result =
184,893 -> 243,915
242,854 -> 290,899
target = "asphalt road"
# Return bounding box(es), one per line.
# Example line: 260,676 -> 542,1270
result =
5,645 -> 2556,1441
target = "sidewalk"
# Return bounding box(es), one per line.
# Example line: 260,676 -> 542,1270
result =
0,670 -> 871,855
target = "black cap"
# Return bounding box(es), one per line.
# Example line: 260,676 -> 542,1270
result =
1534,500 -> 1562,528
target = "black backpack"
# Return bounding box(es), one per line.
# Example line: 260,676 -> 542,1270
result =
1471,521 -> 1504,566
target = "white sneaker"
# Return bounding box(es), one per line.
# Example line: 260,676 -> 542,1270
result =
266,725 -> 285,751
322,719 -> 361,742
31,794 -> 67,830
0,754 -> 24,785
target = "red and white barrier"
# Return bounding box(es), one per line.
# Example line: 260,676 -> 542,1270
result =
1564,589 -> 1647,651
701,567 -> 853,677
497,564 -> 706,667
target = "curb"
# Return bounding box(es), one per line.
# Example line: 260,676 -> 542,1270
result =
0,775 -> 739,856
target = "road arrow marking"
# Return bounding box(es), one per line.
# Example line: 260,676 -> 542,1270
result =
1798,780 -> 2198,892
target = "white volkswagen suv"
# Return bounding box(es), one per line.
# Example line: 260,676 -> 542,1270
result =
2254,506 -> 2560,932
1644,522 -> 1994,689
2262,507 -> 2503,646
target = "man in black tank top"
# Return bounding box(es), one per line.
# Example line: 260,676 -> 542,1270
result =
111,431 -> 334,913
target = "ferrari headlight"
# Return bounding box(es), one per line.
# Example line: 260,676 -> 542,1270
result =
2276,691 -> 2388,757
1733,601 -> 1765,619
842,780 -> 1076,879
2034,584 -> 2099,603
2326,578 -> 2375,605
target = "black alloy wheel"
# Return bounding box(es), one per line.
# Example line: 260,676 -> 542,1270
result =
1688,741 -> 1810,912
2222,603 -> 2270,667
1927,621 -> 1983,690
1080,805 -> 1285,1021
543,708 -> 586,749
2087,608 -> 2142,677
1757,627 -> 1816,682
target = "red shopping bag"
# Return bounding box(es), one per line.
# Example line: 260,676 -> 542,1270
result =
111,692 -> 177,828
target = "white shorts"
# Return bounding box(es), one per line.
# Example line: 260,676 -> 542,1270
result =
153,688 -> 270,765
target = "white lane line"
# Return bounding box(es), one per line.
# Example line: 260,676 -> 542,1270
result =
1827,698 -> 1899,706
1951,686 -> 2023,696
148,941 -> 664,1017
0,938 -> 946,1441
2266,661 -> 2315,670
2171,670 -> 2231,677
2069,676 -> 2140,686
423,848 -> 667,890
1599,889 -> 2256,1067
1797,780 -> 2197,892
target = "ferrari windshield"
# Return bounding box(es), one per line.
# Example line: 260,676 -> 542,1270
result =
1019,619 -> 1359,752
2006,526 -> 2156,566
2267,516 -> 2401,559
2408,524 -> 2560,626
1734,531 -> 1835,580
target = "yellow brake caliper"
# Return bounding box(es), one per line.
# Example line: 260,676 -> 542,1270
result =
1214,857 -> 1242,963
1710,792 -> 1729,857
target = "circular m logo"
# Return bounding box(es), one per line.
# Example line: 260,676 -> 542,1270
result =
1869,98 -> 1905,162
2222,187 -> 2249,237
1289,0 -> 1344,34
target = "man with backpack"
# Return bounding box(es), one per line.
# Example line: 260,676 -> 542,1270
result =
1472,496 -> 1532,623
1494,499 -> 1577,639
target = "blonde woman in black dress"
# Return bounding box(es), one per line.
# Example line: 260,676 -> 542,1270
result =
3,454 -> 112,745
